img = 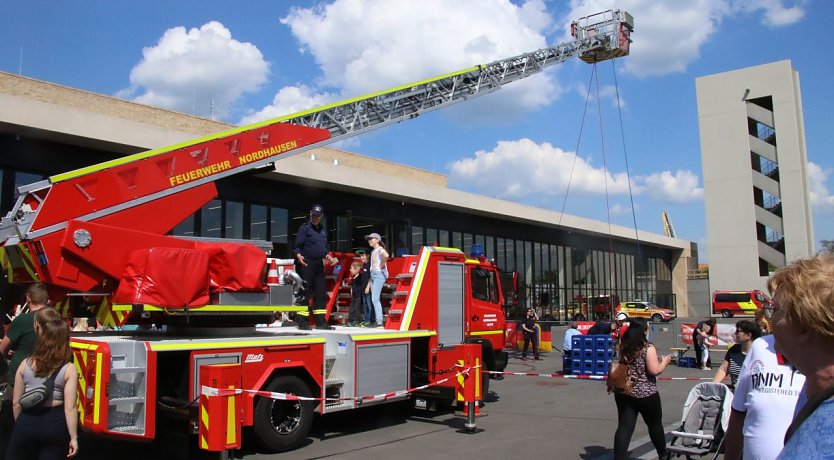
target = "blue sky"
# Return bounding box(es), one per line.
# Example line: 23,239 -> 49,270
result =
1,0 -> 832,262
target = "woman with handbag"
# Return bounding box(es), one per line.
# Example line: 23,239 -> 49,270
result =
612,317 -> 672,460
9,308 -> 78,459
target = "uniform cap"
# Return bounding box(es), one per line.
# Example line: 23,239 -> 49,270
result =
310,204 -> 324,216
364,232 -> 382,241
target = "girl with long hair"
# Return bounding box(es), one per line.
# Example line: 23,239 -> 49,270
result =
10,308 -> 79,459
613,317 -> 671,459
366,232 -> 389,328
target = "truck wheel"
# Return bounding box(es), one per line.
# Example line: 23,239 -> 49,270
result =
253,375 -> 314,452
650,314 -> 662,323
721,310 -> 733,318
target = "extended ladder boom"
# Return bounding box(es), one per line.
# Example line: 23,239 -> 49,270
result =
0,10 -> 632,246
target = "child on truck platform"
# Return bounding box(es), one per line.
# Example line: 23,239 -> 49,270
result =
348,261 -> 364,327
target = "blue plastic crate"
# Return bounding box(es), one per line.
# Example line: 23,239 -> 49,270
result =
582,348 -> 594,360
594,348 -> 614,362
572,335 -> 583,350
594,349 -> 614,361
594,336 -> 613,350
582,336 -> 595,349
678,356 -> 696,368
581,360 -> 594,374
571,367 -> 584,375
562,355 -> 573,373
571,348 -> 583,359
593,360 -> 609,376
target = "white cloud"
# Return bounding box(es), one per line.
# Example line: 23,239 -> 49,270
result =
239,85 -> 339,125
564,0 -> 806,77
448,138 -> 703,203
572,82 -> 625,109
120,21 -> 268,120
731,0 -> 806,27
274,0 -> 557,118
449,138 -> 632,199
807,161 -> 834,211
609,203 -> 635,215
638,170 -> 704,202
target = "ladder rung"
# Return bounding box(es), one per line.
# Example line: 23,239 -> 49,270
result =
393,291 -> 409,297
396,273 -> 414,279
387,309 -> 403,315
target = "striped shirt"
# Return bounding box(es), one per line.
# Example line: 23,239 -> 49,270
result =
722,344 -> 746,388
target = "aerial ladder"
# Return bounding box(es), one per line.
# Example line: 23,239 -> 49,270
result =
662,210 -> 676,238
0,10 -> 633,326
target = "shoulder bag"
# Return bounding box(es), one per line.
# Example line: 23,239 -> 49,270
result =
19,367 -> 59,411
607,360 -> 632,395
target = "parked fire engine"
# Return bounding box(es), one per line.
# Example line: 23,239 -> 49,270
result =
0,10 -> 632,455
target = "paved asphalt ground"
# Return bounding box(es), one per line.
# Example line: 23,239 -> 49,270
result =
78,318 -> 736,460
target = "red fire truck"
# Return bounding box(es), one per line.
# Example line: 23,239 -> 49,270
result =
0,10 -> 632,455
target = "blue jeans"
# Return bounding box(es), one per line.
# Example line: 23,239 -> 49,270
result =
370,270 -> 387,325
363,293 -> 373,322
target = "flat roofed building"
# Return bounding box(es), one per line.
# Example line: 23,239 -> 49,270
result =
697,60 -> 814,293
0,71 -> 698,318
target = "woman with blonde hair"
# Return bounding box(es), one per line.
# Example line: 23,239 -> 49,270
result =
9,307 -> 78,459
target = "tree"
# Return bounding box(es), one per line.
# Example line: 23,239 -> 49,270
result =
821,240 -> 834,255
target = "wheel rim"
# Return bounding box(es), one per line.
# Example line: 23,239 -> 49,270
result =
270,399 -> 302,434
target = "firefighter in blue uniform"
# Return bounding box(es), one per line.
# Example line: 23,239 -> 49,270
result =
293,204 -> 334,330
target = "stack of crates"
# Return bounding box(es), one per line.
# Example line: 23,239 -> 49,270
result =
569,334 -> 614,376
678,356 -> 696,368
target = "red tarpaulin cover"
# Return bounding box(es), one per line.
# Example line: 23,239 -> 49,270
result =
113,247 -> 210,308
194,242 -> 266,292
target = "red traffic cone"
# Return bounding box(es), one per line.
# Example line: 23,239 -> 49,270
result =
267,259 -> 280,285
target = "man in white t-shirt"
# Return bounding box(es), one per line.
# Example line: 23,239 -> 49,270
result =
723,334 -> 805,460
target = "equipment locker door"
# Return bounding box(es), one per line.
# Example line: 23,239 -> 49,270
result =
437,262 -> 464,347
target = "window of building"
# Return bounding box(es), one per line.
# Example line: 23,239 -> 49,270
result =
412,225 -> 424,253
272,207 -> 290,256
225,201 -> 244,239
200,199 -> 222,238
251,205 -> 267,241
439,229 -> 449,247
172,214 -> 196,237
425,227 -> 438,247
505,239 -> 515,272
463,233 -> 473,255
13,171 -> 45,200
452,231 -> 462,250
393,221 -> 409,257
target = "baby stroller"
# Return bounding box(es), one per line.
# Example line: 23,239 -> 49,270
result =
665,382 -> 731,459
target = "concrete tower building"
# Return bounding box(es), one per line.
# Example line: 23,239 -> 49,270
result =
696,60 -> 814,293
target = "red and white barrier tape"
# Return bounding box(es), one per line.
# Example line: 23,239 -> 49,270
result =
201,365 -> 715,401
202,366 -> 474,402
483,370 -> 714,381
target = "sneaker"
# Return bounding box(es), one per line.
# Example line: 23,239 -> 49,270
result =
534,357 -> 542,360
297,322 -> 312,331
521,356 -> 527,361
316,324 -> 334,330
701,366 -> 712,371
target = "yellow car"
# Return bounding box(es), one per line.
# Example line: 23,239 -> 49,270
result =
614,301 -> 676,322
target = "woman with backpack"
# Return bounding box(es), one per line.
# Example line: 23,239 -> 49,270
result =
612,317 -> 672,460
9,307 -> 78,459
